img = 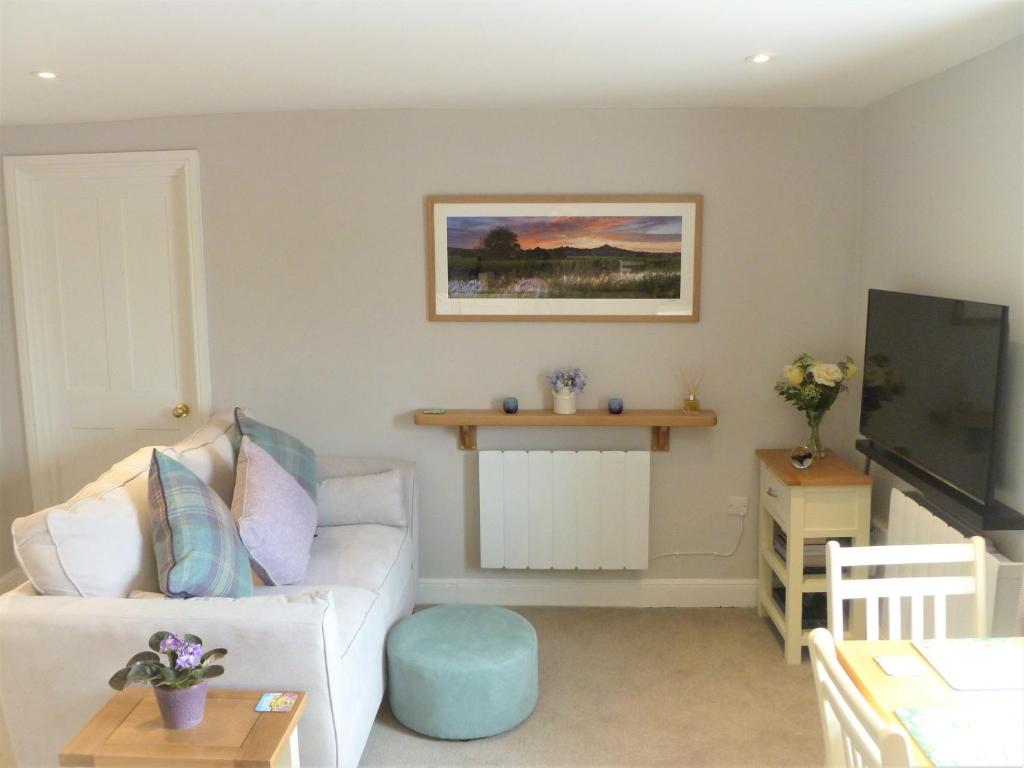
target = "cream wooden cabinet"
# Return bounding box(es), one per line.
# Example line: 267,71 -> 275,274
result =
755,449 -> 871,664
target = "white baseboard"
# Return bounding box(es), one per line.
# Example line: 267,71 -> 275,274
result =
0,568 -> 25,594
417,576 -> 758,608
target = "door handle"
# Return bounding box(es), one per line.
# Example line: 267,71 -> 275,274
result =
172,403 -> 191,419
766,487 -> 779,498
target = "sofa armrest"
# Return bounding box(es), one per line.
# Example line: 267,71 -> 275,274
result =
0,586 -> 344,768
316,457 -> 417,532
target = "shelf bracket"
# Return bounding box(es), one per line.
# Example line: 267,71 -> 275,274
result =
650,426 -> 671,452
458,425 -> 478,451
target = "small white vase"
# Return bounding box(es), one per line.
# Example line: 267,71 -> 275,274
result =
552,388 -> 577,415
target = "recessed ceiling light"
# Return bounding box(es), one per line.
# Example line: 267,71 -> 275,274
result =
745,54 -> 773,65
33,71 -> 57,79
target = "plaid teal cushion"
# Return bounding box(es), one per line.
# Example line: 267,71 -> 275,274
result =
149,450 -> 254,598
235,408 -> 317,501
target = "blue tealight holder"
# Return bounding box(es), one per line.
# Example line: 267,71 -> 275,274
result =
503,397 -> 519,414
608,397 -> 624,414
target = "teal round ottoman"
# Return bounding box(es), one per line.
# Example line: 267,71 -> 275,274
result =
387,604 -> 538,739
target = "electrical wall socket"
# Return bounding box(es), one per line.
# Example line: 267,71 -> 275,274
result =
727,496 -> 749,517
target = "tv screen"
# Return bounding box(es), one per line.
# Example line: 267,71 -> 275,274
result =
860,290 -> 1008,504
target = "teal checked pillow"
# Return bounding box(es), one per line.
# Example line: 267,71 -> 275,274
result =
234,408 -> 317,501
149,450 -> 254,599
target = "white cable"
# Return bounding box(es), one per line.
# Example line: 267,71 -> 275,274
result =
649,514 -> 746,560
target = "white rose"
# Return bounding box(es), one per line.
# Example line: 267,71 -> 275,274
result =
783,365 -> 804,386
810,361 -> 843,387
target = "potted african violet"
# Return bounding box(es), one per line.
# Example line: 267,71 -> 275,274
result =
109,631 -> 226,729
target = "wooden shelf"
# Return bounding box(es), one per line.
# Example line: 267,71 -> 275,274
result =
414,408 -> 717,451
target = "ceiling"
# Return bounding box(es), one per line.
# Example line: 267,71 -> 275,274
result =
1,0 -> 1022,126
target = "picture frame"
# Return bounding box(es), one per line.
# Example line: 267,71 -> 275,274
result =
426,195 -> 703,322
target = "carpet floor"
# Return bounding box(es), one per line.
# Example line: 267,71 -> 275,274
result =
0,607 -> 824,767
361,607 -> 823,767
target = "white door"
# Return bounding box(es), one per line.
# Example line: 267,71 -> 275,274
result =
4,151 -> 211,508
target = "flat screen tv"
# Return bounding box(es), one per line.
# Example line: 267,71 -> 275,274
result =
860,289 -> 1009,505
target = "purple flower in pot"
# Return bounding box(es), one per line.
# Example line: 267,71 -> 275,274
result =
109,631 -> 227,729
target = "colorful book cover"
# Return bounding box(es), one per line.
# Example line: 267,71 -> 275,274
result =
255,692 -> 299,713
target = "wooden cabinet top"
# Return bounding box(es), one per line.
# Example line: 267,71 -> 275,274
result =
755,448 -> 871,487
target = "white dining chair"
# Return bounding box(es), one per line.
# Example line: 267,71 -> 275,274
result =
826,537 -> 987,641
808,628 -> 913,768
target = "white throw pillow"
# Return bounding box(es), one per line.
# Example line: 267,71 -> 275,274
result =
174,408 -> 243,505
12,449 -> 175,597
317,469 -> 405,527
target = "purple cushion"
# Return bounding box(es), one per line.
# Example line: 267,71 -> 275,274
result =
231,436 -> 317,585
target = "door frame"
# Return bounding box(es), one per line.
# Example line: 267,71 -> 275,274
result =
3,150 -> 212,510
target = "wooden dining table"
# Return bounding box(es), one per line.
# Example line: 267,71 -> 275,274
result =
836,638 -> 1024,767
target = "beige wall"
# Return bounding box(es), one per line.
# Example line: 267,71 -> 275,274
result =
0,107 -> 865,582
3,30 -> 1020,587
859,36 -> 1024,528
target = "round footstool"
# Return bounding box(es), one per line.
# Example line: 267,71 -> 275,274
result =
387,604 -> 538,739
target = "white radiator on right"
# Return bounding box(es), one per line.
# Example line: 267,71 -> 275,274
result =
885,489 -> 1014,636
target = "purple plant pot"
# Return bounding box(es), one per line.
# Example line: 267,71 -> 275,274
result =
154,680 -> 208,730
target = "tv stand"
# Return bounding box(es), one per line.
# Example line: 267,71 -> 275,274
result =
856,439 -> 1023,533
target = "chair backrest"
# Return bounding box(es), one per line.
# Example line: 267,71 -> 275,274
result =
826,537 -> 987,641
808,628 -> 913,768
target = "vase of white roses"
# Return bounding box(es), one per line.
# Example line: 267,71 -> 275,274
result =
775,354 -> 857,458
549,367 -> 586,415
108,631 -> 226,730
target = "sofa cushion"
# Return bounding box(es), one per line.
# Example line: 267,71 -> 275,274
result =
304,524 -> 409,594
235,409 -> 317,501
150,451 -> 254,599
64,445 -> 156,504
11,448 -> 177,597
233,437 -> 317,586
318,469 -> 405,527
174,409 -> 241,505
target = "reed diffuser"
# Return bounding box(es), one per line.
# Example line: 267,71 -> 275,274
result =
678,369 -> 704,412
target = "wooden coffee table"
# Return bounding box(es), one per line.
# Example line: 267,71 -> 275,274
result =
59,688 -> 307,767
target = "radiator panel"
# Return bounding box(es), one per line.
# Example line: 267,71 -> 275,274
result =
479,451 -> 504,569
527,451 -> 553,569
480,450 -> 651,570
885,489 -> 1000,636
503,451 -> 529,568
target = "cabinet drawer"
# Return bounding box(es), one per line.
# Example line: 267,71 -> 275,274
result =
760,466 -> 791,528
803,488 -> 866,534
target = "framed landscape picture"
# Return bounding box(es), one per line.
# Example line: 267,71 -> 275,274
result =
427,195 -> 702,321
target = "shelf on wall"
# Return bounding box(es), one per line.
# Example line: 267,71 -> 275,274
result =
413,408 -> 718,451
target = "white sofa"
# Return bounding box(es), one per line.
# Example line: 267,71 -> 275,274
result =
0,411 -> 417,768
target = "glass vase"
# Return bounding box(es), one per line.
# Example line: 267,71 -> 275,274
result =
807,412 -> 826,458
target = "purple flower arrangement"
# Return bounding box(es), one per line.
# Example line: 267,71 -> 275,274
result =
549,367 -> 587,393
109,631 -> 227,691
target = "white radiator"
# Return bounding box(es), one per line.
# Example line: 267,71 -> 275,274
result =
885,489 -> 1002,636
479,451 -> 650,570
